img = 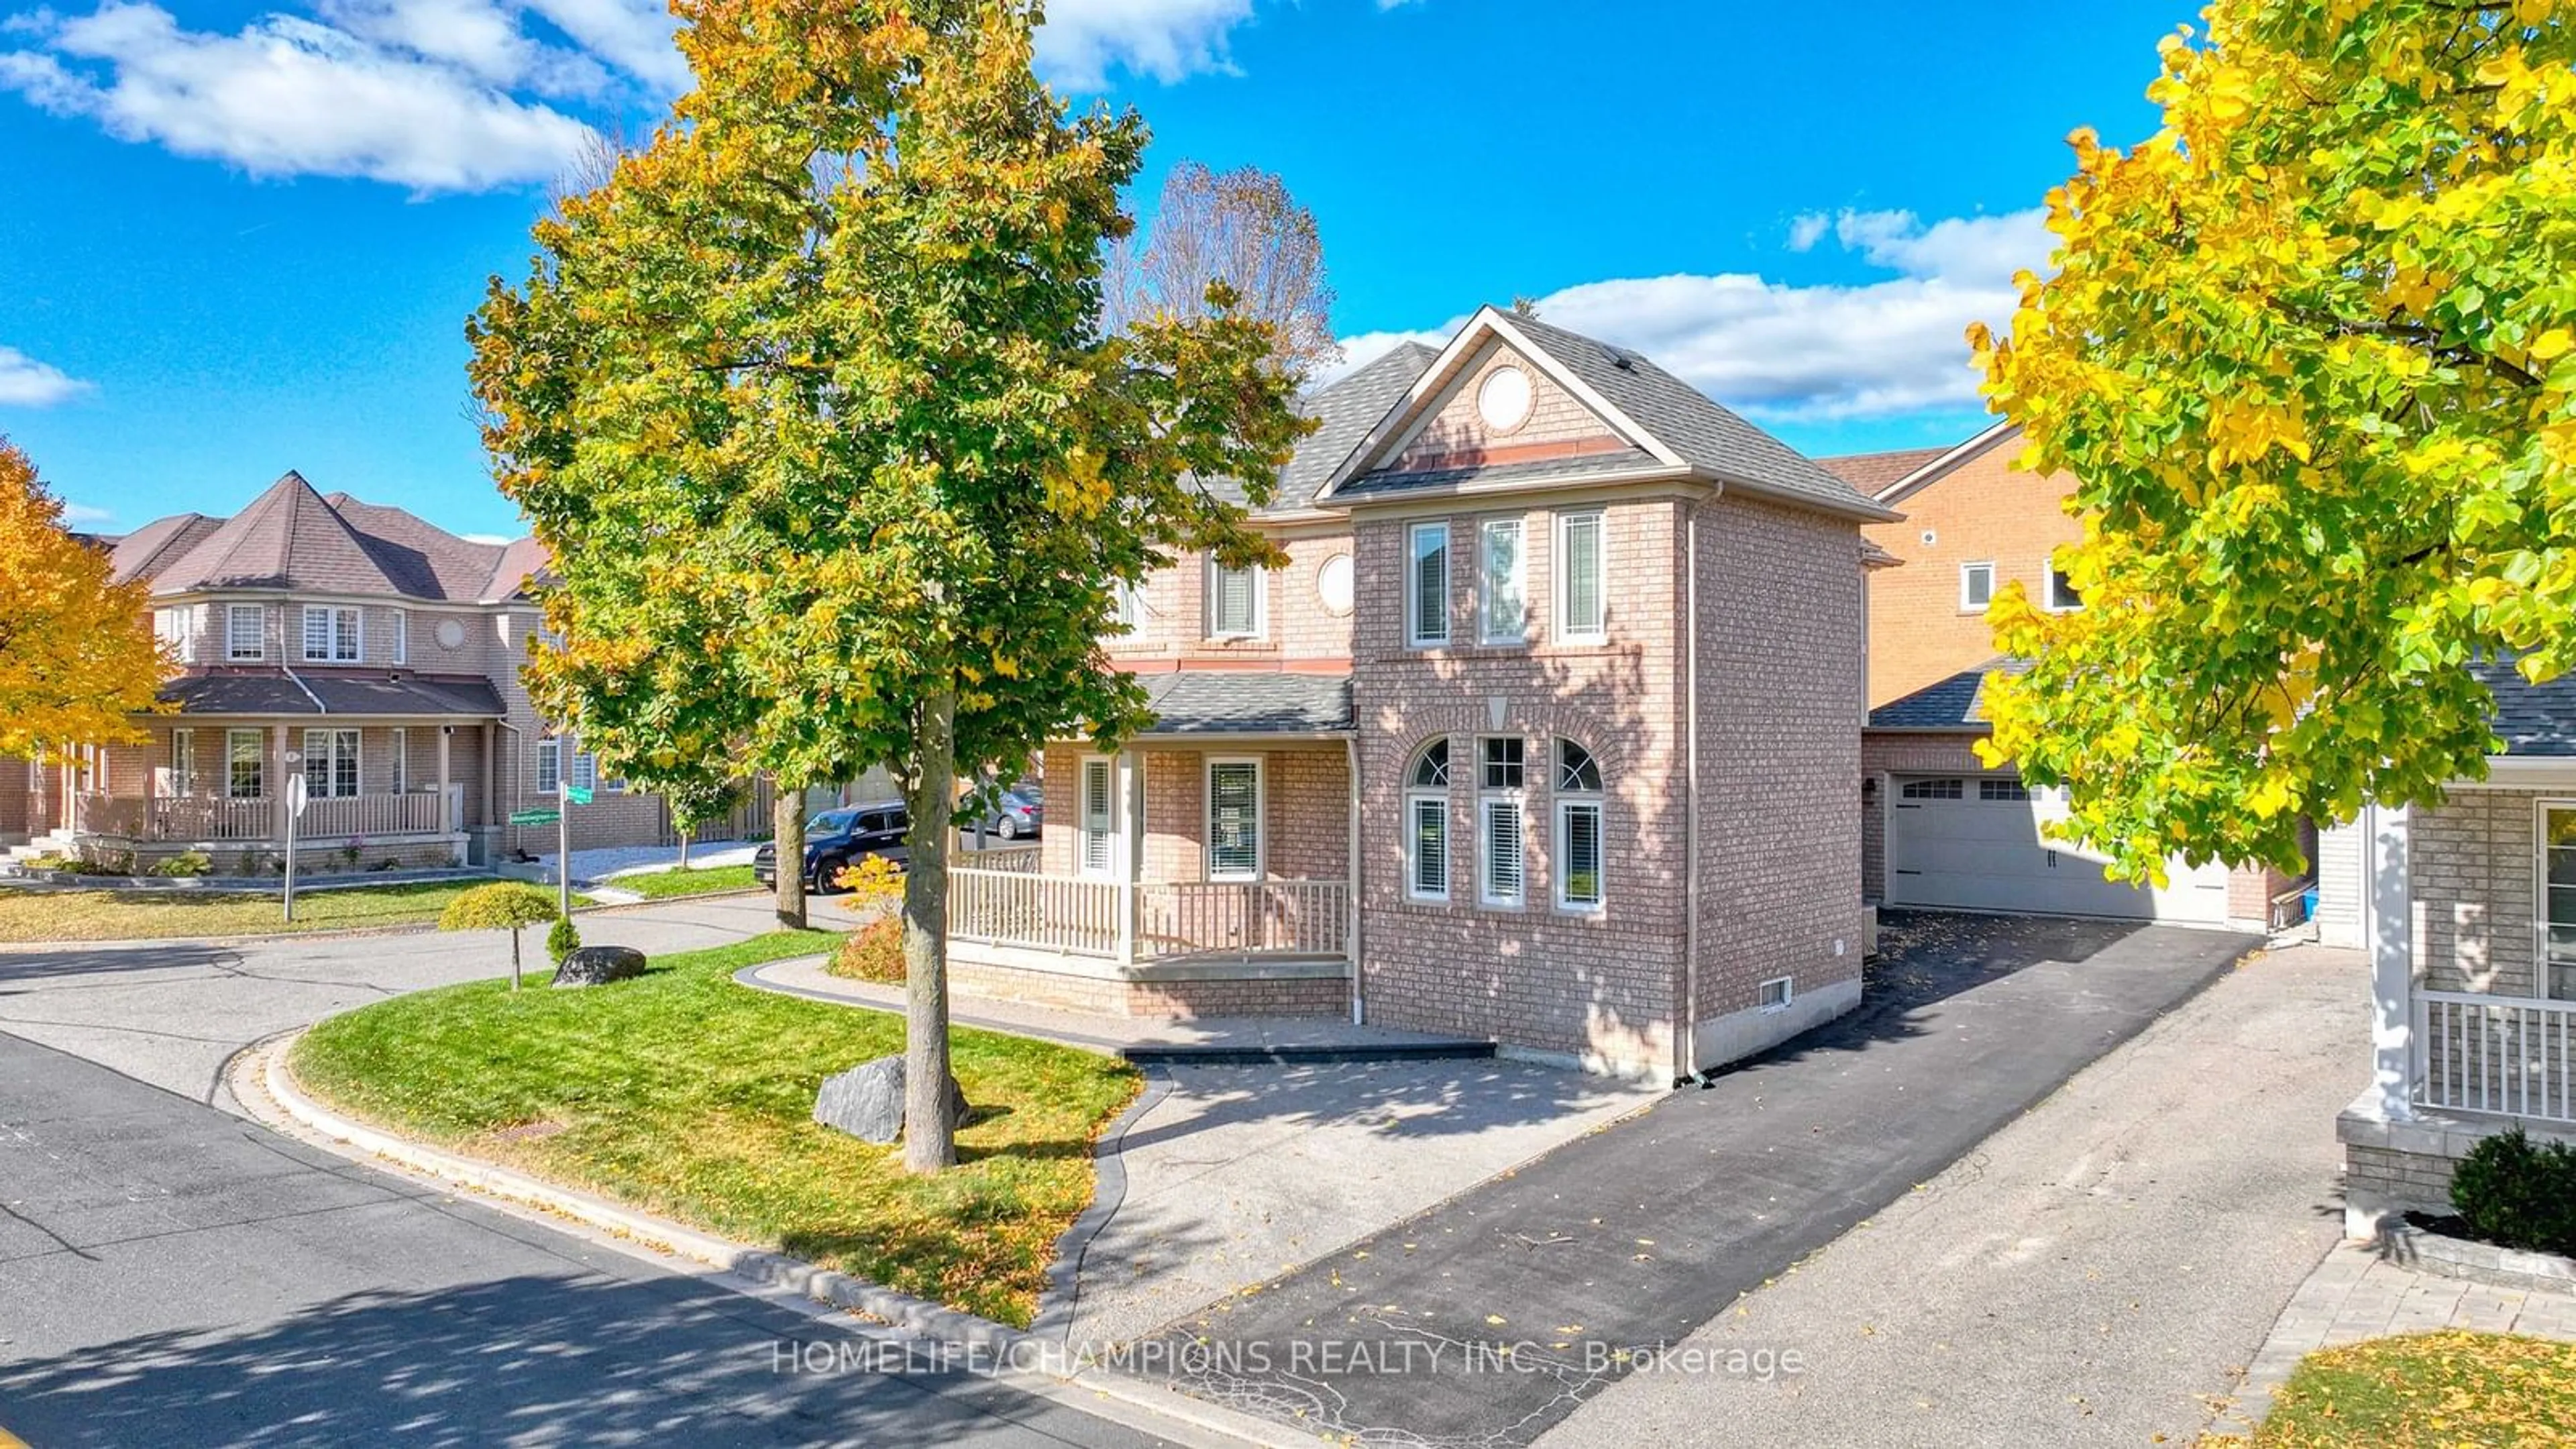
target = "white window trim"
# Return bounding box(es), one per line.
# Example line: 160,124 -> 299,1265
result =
1480,796 -> 1525,908
571,749 -> 599,794
1552,509 -> 1607,644
227,603 -> 265,661
226,728 -> 265,799
1554,797 -> 1605,914
166,728 -> 195,797
1407,791 -> 1450,903
301,604 -> 363,664
1408,521 -> 1450,649
1205,756 -> 1265,882
303,727 -> 362,800
1959,561 -> 1996,612
1758,976 -> 1795,1013
2043,564 -> 2083,612
1111,582 -> 1144,633
1205,559 -> 1267,641
535,738 -> 561,798
1077,753 -> 1120,878
390,608 -> 407,665
1479,517 -> 1528,646
2536,799 -> 2576,1001
388,727 -> 407,794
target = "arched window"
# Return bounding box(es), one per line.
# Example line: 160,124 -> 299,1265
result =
1406,739 -> 1450,900
1554,738 -> 1605,910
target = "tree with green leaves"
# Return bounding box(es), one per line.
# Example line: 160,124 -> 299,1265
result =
1970,0 -> 2576,881
439,881 -> 561,991
469,0 -> 1306,1172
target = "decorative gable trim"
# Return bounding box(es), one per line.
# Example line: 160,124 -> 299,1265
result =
1872,421 -> 2023,506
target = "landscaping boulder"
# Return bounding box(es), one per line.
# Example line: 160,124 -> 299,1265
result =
812,1055 -> 970,1144
551,945 -> 648,988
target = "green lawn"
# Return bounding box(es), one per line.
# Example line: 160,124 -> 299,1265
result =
0,880 -> 592,943
2245,1331 -> 2576,1446
288,930 -> 1139,1326
609,864 -> 762,900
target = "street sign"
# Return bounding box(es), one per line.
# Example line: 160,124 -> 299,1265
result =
510,808 -> 560,826
562,785 -> 594,806
287,772 -> 309,818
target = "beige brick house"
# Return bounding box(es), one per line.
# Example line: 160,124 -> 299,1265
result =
950,306 -> 1893,1079
3,470 -> 677,871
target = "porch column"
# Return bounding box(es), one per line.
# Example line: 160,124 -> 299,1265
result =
272,722 -> 292,843
437,725 -> 453,832
1115,750 -> 1142,964
482,722 -> 498,826
2368,803 -> 2416,1124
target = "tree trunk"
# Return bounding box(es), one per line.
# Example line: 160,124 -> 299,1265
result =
509,926 -> 523,991
775,785 -> 808,930
902,687 -> 957,1175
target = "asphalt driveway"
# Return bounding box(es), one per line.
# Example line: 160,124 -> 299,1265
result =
1136,911 -> 2259,1448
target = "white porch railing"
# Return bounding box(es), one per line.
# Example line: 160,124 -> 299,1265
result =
947,870 -> 1351,963
150,795 -> 275,841
1136,879 -> 1348,960
2417,990 -> 2576,1123
301,790 -> 449,839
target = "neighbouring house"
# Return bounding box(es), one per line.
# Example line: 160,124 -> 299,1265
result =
1,471 -> 703,871
2328,665 -> 2576,1235
946,305 -> 1892,1079
1831,425 -> 2310,931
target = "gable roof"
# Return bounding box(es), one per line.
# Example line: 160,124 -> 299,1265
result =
1819,446 -> 1950,496
114,471 -> 535,604
1315,307 -> 1895,521
1852,421 -> 2023,505
1195,342 -> 1444,517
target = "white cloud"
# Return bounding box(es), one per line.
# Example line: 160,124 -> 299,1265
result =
1324,207 -> 2053,423
1036,0 -> 1257,90
60,500 -> 115,526
0,345 -> 91,407
460,531 -> 515,544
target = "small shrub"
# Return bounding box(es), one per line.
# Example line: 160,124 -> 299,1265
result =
546,914 -> 581,966
828,917 -> 906,985
2451,1126 -> 2576,1256
235,849 -> 259,877
150,849 -> 213,878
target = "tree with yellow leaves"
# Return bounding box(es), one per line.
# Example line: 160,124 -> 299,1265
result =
1971,0 -> 2576,880
468,0 -> 1306,1171
0,439 -> 163,761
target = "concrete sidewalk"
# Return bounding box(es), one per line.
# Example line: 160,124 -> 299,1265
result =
743,955 -> 1492,1060
1540,941 -> 2363,1449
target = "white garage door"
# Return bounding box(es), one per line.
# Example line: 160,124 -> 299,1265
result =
1886,775 -> 2232,924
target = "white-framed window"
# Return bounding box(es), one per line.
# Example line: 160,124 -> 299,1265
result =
154,607 -> 199,664
303,728 -> 360,799
571,749 -> 599,794
302,604 -> 360,663
535,738 -> 561,798
1079,755 -> 1117,875
1206,559 -> 1265,639
389,608 -> 407,665
2045,566 -> 2083,612
1111,582 -> 1144,633
1979,777 -> 2030,802
1207,757 -> 1263,881
1408,521 -> 1450,647
1554,510 -> 1606,642
227,603 -> 264,661
226,729 -> 264,799
1759,976 -> 1794,1012
165,728 -> 195,796
2539,802 -> 2576,1000
1554,738 -> 1604,911
1481,517 -> 1527,644
1406,739 -> 1451,902
1900,777 -> 1964,800
388,727 -> 407,794
1479,736 -> 1525,907
1960,562 -> 1995,611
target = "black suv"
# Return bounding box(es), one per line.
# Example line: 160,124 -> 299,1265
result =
752,802 -> 910,892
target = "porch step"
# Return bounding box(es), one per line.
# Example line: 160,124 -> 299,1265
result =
1120,1039 -> 1498,1067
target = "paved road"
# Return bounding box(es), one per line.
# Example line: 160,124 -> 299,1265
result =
0,898 -> 1206,1449
1138,912 -> 2259,1448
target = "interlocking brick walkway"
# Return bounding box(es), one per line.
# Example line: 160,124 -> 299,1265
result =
2213,1241 -> 2576,1436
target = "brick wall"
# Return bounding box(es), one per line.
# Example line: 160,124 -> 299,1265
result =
2344,1143 -> 2459,1218
1036,741 -> 1348,883
1861,433 -> 2081,708
2412,790 -> 2545,996
1694,494 -> 1868,1027
1105,527 -> 1355,665
1386,340 -> 1623,469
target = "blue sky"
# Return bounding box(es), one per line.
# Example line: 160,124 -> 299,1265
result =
0,0 -> 2192,539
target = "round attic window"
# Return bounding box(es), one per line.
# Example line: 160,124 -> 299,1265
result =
1317,553 -> 1354,616
435,619 -> 468,650
1477,365 -> 1534,433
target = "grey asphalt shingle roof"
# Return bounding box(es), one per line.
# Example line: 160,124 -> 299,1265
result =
2476,661 -> 2576,757
161,673 -> 506,718
114,472 -> 537,604
1867,658 -> 2030,731
1138,671 -> 1352,735
1196,343 -> 1442,515
1333,447 -> 1668,498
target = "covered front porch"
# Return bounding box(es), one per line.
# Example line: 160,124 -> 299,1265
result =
945,674 -> 1358,1018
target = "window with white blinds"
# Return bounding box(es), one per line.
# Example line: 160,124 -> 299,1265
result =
1481,518 -> 1525,643
1208,759 -> 1262,879
1481,797 -> 1523,907
1409,521 -> 1449,647
1208,560 -> 1264,638
1080,757 -> 1114,875
302,605 -> 360,663
1555,510 -> 1606,641
1555,737 -> 1604,910
1407,739 -> 1450,901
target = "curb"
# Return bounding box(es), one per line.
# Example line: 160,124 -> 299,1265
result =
1030,1065 -> 1173,1344
241,1031 -> 1326,1449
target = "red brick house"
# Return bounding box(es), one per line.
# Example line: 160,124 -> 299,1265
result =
949,306 -> 1893,1079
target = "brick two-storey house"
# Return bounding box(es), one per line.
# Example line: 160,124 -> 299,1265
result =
949,306 -> 1893,1079
2,471 -> 678,870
